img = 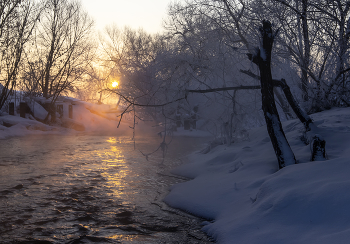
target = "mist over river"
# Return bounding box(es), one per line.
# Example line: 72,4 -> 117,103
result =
0,134 -> 213,243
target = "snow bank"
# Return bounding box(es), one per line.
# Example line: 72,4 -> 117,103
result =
26,99 -> 48,120
0,115 -> 60,139
0,99 -> 133,139
164,107 -> 350,244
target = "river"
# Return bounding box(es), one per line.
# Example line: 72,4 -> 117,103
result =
0,134 -> 214,243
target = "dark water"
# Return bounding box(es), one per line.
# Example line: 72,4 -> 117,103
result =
0,134 -> 214,243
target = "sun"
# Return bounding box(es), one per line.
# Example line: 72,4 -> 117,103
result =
111,81 -> 119,88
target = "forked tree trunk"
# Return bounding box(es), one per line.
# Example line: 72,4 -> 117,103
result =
275,79 -> 327,161
248,21 -> 297,169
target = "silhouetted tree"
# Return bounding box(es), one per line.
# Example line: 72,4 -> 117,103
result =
23,0 -> 94,101
0,0 -> 39,110
248,20 -> 297,169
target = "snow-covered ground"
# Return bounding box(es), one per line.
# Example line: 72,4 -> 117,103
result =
164,107 -> 350,244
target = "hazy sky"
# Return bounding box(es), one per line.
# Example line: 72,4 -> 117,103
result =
82,0 -> 175,33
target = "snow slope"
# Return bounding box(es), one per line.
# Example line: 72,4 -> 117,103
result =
164,107 -> 350,244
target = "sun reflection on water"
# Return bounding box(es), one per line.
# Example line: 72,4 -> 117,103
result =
106,137 -> 117,144
99,137 -> 129,198
65,136 -> 131,199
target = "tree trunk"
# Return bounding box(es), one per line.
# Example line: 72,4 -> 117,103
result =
249,20 -> 296,169
274,79 -> 313,130
274,87 -> 293,120
300,0 -> 310,102
239,70 -> 313,131
240,67 -> 327,162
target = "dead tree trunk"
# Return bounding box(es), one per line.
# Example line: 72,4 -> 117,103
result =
239,70 -> 313,131
274,79 -> 313,130
273,79 -> 326,160
240,71 -> 327,162
248,20 -> 296,169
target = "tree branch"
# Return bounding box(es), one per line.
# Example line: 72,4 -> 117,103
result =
240,69 -> 313,130
186,85 -> 261,94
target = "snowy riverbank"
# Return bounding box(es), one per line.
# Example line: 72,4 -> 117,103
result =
164,107 -> 350,244
0,100 -> 133,139
0,98 -> 212,140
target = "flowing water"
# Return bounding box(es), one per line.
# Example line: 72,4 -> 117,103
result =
0,134 -> 214,243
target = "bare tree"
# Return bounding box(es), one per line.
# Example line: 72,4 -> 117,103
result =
163,0 -> 268,139
23,0 -> 94,103
248,20 -> 297,168
312,1 -> 350,103
0,0 -> 39,111
253,0 -> 314,103
100,25 -> 181,122
256,0 -> 350,111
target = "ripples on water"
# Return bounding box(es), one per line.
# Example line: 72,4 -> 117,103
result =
0,135 -> 213,243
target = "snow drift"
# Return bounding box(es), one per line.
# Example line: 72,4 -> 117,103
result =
164,107 -> 350,244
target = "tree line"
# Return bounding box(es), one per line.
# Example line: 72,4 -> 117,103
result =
0,0 -> 349,147
0,0 -> 94,111
100,0 -> 350,143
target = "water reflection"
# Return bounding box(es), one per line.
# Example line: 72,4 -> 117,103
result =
106,137 -> 118,144
0,135 -> 213,243
100,138 -> 129,199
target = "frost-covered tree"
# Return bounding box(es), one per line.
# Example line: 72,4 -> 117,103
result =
256,0 -> 350,112
100,26 -> 175,121
163,0 -> 266,139
313,0 -> 350,107
254,0 -> 312,102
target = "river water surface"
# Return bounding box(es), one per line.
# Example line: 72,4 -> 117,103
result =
0,134 -> 213,243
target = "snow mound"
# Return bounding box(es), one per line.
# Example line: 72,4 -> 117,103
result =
0,115 -> 58,139
164,107 -> 350,244
26,99 -> 48,120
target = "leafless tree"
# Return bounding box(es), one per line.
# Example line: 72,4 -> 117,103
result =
256,0 -> 350,111
164,0 -> 276,139
100,25 -> 181,122
22,0 -> 95,103
0,0 -> 39,111
311,1 -> 350,104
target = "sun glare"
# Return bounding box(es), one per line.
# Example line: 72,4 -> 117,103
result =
111,81 -> 119,88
